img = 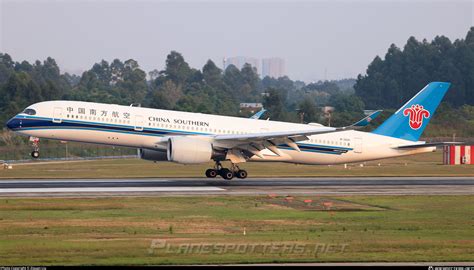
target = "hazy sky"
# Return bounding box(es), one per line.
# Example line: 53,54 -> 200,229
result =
1,0 -> 473,82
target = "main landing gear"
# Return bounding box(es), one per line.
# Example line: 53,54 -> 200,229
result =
29,137 -> 40,159
205,161 -> 248,180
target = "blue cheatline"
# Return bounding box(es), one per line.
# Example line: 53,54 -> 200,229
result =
9,116 -> 352,155
371,82 -> 451,141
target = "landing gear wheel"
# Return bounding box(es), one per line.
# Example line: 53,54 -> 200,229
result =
29,137 -> 40,159
205,169 -> 218,178
31,150 -> 40,159
220,168 -> 234,180
236,170 -> 248,179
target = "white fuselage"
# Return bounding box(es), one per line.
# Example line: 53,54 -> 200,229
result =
9,100 -> 434,165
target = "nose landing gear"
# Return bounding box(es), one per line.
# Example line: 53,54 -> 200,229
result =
29,137 -> 40,159
204,161 -> 248,180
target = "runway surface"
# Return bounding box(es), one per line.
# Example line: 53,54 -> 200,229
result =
0,177 -> 473,196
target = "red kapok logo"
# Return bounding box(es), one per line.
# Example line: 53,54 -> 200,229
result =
403,104 -> 430,130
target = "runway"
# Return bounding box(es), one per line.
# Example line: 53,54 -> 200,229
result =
0,177 -> 473,196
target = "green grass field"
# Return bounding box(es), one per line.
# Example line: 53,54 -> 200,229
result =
0,195 -> 472,265
1,151 -> 474,178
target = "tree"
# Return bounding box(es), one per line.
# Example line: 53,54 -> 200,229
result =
160,51 -> 193,84
328,93 -> 365,126
297,98 -> 319,123
240,63 -> 260,100
148,69 -> 160,81
355,28 -> 474,109
263,88 -> 288,121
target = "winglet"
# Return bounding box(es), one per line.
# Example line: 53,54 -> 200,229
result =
351,110 -> 382,128
250,108 -> 267,119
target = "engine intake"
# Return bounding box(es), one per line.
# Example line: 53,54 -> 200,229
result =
167,137 -> 213,164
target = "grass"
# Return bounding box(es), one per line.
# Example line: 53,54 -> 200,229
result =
1,151 -> 474,178
0,195 -> 472,265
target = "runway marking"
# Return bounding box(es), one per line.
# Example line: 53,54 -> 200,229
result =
0,179 -> 171,184
0,187 -> 225,193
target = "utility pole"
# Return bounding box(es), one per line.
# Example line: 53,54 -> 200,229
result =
296,109 -> 305,124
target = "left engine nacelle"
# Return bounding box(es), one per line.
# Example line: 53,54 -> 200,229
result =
139,149 -> 168,161
167,137 -> 213,164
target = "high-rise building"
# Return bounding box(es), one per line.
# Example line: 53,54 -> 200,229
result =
261,57 -> 286,79
223,57 -> 260,74
223,56 -> 286,78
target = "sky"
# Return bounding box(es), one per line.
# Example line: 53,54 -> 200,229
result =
1,0 -> 473,82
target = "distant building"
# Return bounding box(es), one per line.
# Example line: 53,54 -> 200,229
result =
262,57 -> 286,78
239,103 -> 263,114
224,57 -> 260,74
224,56 -> 286,78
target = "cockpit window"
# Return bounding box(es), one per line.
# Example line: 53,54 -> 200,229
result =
22,108 -> 36,115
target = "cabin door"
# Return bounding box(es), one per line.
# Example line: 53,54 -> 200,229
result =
134,115 -> 144,131
52,107 -> 63,123
354,137 -> 363,153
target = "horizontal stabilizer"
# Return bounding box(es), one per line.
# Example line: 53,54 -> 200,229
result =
394,142 -> 463,149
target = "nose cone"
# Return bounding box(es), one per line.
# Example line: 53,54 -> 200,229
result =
6,117 -> 18,130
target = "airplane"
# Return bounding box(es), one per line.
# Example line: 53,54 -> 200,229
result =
5,82 -> 451,180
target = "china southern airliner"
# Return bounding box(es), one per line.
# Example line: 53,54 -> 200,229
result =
6,82 -> 451,179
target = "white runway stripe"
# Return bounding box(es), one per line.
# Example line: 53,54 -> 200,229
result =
0,179 -> 171,184
0,187 -> 225,193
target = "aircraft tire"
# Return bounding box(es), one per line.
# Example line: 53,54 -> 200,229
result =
236,170 -> 248,179
31,151 -> 40,159
205,169 -> 218,178
220,168 -> 234,180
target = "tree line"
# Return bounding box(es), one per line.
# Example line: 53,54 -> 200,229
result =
355,27 -> 474,109
0,51 -> 360,129
0,27 -> 473,139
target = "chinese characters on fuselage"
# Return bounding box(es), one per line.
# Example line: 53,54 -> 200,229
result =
67,107 -> 131,120
65,107 -> 208,127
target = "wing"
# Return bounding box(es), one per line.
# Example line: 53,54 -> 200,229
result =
151,114 -> 374,162
211,126 -> 349,161
213,110 -> 383,154
149,125 -> 345,154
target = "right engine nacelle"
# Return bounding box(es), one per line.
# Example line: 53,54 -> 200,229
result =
167,137 -> 213,164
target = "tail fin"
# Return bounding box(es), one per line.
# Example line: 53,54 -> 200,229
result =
371,82 -> 451,141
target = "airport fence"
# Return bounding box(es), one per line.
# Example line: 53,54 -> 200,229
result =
0,142 -> 138,162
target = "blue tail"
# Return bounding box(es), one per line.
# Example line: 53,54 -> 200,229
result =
371,82 -> 451,141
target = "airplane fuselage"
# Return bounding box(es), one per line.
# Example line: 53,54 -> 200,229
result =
6,100 -> 434,165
